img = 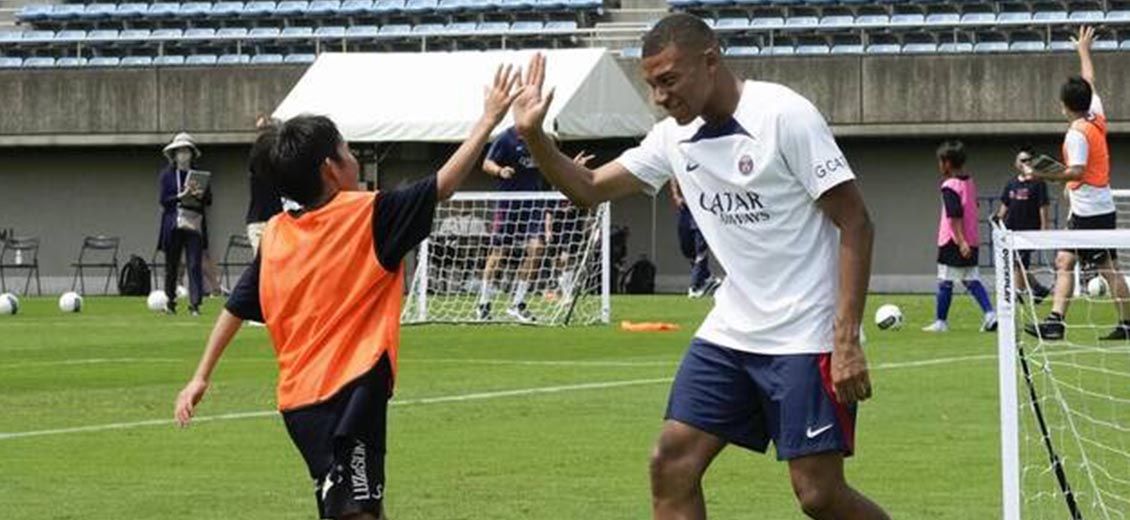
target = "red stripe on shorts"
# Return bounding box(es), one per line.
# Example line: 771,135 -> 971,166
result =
817,353 -> 856,454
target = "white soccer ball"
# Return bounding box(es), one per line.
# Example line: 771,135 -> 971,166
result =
58,291 -> 83,313
0,293 -> 19,315
176,285 -> 188,299
1087,276 -> 1109,298
147,290 -> 169,312
874,304 -> 903,331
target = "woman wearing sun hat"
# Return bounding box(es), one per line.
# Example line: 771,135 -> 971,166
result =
157,132 -> 211,316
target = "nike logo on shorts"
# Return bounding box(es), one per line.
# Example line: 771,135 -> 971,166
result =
805,424 -> 833,439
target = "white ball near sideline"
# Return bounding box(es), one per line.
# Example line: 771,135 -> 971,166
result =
0,293 -> 19,315
1087,276 -> 1109,298
58,291 -> 83,313
875,304 -> 903,331
147,290 -> 169,312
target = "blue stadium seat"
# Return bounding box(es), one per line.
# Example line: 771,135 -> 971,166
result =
249,27 -> 282,38
47,4 -> 85,21
378,23 -> 412,35
698,0 -> 731,8
372,0 -> 406,13
185,28 -> 217,39
866,43 -> 902,54
724,45 -> 759,56
714,17 -> 749,30
404,0 -> 439,13
435,0 -> 467,11
154,55 -> 187,65
218,53 -> 252,64
275,1 -> 310,16
80,4 -> 118,20
854,14 -> 889,26
1093,39 -> 1118,51
511,21 -> 545,32
22,30 -> 56,42
55,30 -> 89,42
565,0 -> 600,10
308,0 -> 341,14
115,3 -> 149,18
23,57 -> 57,68
346,25 -> 380,36
0,57 -> 24,68
180,2 -> 215,17
499,0 -> 535,11
338,0 -> 373,14
973,41 -> 1009,53
476,21 -> 510,32
243,1 -> 279,17
668,0 -> 699,8
17,4 -> 53,22
120,29 -> 152,40
412,23 -> 445,33
56,57 -> 89,67
210,2 -> 246,17
827,43 -> 858,53
1048,40 -> 1074,51
89,56 -> 123,66
925,12 -> 959,25
315,26 -> 347,38
186,54 -> 219,65
536,0 -> 567,11
1068,10 -> 1104,22
819,14 -> 854,27
996,11 -> 1031,24
151,28 -> 185,39
890,13 -> 925,25
545,20 -> 578,31
446,21 -> 478,33
144,3 -> 181,19
784,15 -> 819,28
250,53 -> 284,63
1121,40 -> 1130,50
0,31 -> 22,43
960,12 -> 995,24
217,27 -> 250,38
87,29 -> 120,42
763,45 -> 796,55
121,56 -> 154,66
285,53 -> 317,63
1010,40 -> 1045,52
1107,10 -> 1130,21
902,42 -> 938,53
750,15 -> 785,29
1032,9 -> 1068,22
281,26 -> 315,38
620,47 -> 642,58
796,43 -> 830,54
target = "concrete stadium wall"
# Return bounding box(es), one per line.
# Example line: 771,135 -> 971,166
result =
5,53 -> 1130,294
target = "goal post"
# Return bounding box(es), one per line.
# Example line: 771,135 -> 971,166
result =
995,225 -> 1130,520
402,191 -> 611,326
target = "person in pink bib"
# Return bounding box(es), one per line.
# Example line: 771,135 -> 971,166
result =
924,140 -> 997,333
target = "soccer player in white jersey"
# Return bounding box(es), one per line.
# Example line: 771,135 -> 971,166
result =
510,14 -> 888,519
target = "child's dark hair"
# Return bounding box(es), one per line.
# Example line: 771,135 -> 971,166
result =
250,115 -> 344,207
936,140 -> 966,169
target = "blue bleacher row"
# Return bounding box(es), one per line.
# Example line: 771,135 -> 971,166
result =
693,8 -> 1130,32
0,53 -> 314,67
16,0 -> 602,24
0,20 -> 582,45
702,38 -> 1130,55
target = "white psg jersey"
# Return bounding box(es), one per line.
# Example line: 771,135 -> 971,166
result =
616,81 -> 855,355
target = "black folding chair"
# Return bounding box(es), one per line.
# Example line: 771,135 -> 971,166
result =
0,236 -> 42,296
70,235 -> 120,295
220,234 -> 254,288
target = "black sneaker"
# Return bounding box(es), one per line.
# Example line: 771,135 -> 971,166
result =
1100,323 -> 1130,341
1032,285 -> 1051,305
476,302 -> 491,322
1024,318 -> 1065,340
164,302 -> 177,315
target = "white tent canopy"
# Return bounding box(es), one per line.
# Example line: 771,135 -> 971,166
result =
272,49 -> 656,142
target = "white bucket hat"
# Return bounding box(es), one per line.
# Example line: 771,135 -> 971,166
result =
163,132 -> 202,161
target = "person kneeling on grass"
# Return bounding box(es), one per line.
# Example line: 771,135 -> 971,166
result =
173,65 -> 520,520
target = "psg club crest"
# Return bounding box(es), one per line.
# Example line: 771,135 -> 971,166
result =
738,155 -> 754,175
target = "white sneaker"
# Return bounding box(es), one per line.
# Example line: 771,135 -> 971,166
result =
981,311 -> 998,333
922,320 -> 949,333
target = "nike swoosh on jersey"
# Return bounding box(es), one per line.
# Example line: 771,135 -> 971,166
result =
805,424 -> 834,439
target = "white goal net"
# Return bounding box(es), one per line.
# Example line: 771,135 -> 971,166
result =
995,226 -> 1130,520
402,191 -> 610,326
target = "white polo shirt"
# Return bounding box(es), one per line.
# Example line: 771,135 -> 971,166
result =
616,81 -> 855,355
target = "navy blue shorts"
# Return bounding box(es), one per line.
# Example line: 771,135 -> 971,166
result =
491,200 -> 546,247
665,338 -> 856,460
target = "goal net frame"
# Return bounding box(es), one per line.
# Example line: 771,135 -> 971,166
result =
402,191 -> 611,326
995,224 -> 1130,520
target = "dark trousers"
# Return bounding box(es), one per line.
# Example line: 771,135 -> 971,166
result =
165,229 -> 203,309
677,205 -> 711,290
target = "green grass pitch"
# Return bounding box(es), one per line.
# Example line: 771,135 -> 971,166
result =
0,294 -> 1011,519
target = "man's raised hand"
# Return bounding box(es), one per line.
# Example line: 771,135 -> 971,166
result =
483,63 -> 521,125
513,52 -> 555,137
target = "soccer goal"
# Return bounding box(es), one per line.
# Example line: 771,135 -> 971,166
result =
402,191 -> 611,326
994,225 -> 1130,519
